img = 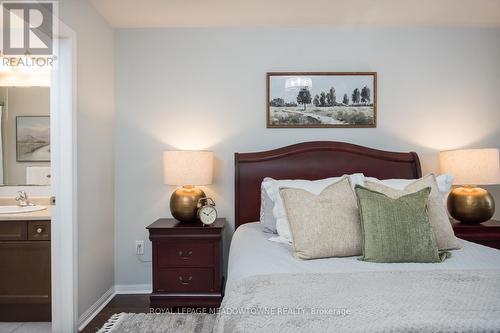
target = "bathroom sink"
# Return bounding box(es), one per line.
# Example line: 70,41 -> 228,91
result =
0,205 -> 47,214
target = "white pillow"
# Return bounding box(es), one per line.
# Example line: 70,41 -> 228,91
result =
364,174 -> 454,202
260,178 -> 278,233
262,173 -> 365,244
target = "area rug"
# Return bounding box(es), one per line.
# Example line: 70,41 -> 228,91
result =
96,313 -> 216,333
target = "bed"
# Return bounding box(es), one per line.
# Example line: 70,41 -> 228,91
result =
214,141 -> 500,333
227,222 -> 500,287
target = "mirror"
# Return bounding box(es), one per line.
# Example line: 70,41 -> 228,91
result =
0,87 -> 51,186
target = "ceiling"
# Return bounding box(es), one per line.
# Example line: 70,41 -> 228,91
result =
87,0 -> 500,28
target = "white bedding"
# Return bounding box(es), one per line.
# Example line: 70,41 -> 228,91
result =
227,222 -> 500,288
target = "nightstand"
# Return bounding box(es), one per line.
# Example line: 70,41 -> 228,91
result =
452,219 -> 500,250
147,218 -> 225,309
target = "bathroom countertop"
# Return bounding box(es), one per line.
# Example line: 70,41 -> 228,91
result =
0,206 -> 52,221
0,197 -> 52,221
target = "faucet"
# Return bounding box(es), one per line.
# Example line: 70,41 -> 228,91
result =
15,191 -> 34,207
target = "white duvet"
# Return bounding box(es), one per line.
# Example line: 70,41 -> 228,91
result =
218,223 -> 500,332
227,222 -> 500,288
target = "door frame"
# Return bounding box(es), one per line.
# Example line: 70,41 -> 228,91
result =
50,20 -> 78,333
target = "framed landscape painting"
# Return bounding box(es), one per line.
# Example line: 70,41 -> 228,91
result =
267,72 -> 377,128
16,116 -> 51,162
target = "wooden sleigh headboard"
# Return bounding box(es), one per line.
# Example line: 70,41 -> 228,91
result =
234,141 -> 421,229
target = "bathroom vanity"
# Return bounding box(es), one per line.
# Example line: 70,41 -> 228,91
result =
0,86 -> 52,322
0,203 -> 51,321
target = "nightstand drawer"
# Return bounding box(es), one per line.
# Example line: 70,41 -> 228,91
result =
158,241 -> 214,267
157,268 -> 214,293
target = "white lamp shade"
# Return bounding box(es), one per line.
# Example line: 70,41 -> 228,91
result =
163,151 -> 213,186
439,148 -> 500,185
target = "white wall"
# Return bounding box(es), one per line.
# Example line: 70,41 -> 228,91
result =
59,0 -> 115,319
114,28 -> 500,287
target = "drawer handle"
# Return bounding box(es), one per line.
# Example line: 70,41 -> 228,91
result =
178,250 -> 193,260
36,228 -> 43,234
178,276 -> 193,285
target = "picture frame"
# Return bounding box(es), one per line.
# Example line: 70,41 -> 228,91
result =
16,116 -> 51,162
267,72 -> 377,128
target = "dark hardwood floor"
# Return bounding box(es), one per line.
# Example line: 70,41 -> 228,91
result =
80,294 -> 150,333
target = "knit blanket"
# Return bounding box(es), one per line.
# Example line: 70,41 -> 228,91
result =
214,270 -> 500,333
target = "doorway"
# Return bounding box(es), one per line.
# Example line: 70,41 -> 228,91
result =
0,34 -> 77,333
0,67 -> 52,333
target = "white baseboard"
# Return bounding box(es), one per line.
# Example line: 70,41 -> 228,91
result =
78,286 -> 116,332
115,284 -> 152,294
77,284 -> 151,331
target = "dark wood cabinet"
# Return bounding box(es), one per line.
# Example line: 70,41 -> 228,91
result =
452,219 -> 500,250
0,220 -> 51,321
147,218 -> 225,309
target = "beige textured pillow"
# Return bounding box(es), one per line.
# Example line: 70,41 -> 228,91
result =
365,174 -> 461,250
280,177 -> 362,259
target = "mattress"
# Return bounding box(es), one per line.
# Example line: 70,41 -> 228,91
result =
227,222 -> 500,288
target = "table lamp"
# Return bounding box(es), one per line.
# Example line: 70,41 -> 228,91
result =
439,148 -> 500,224
163,150 -> 213,222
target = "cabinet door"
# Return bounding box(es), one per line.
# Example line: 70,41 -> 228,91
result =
0,222 -> 27,241
0,241 -> 51,321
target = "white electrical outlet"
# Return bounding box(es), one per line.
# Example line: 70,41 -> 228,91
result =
135,240 -> 145,255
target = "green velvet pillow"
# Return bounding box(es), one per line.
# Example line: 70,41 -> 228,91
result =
355,185 -> 448,263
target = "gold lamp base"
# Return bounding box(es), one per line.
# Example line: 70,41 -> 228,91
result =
170,186 -> 205,222
447,185 -> 495,224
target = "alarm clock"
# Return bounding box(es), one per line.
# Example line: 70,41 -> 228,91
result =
197,197 -> 217,225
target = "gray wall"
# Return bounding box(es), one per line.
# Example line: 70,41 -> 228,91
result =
114,28 -> 500,287
60,0 -> 115,319
0,87 -> 50,185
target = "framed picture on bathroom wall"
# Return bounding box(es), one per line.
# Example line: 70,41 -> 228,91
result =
16,116 -> 51,162
267,72 -> 377,128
